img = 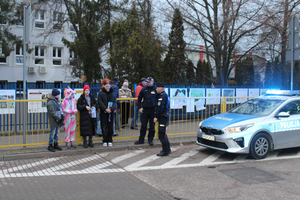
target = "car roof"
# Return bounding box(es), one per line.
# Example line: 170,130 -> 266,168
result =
256,95 -> 300,101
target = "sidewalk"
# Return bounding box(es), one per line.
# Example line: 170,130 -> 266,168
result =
0,134 -> 196,161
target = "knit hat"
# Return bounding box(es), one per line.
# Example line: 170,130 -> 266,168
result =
52,88 -> 60,96
141,78 -> 146,82
123,82 -> 128,87
112,77 -> 119,83
83,85 -> 90,93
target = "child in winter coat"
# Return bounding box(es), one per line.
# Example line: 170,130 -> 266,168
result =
47,88 -> 64,152
62,87 -> 78,148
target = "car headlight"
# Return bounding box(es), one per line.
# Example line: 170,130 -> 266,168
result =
225,124 -> 253,133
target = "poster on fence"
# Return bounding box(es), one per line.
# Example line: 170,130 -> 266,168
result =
236,89 -> 248,103
170,88 -> 187,109
28,89 -> 53,113
188,88 -> 206,112
206,89 -> 221,105
0,90 -> 16,114
260,88 -> 269,96
74,89 -> 83,100
249,88 -> 259,97
222,89 -> 235,104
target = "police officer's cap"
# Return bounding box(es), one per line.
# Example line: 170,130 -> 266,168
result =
146,77 -> 154,82
156,82 -> 165,87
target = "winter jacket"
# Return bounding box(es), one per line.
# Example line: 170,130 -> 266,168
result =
47,94 -> 64,130
77,93 -> 97,136
98,88 -> 117,112
138,85 -> 157,109
119,87 -> 132,103
135,83 -> 144,104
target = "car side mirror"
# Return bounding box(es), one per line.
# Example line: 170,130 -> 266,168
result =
276,112 -> 290,118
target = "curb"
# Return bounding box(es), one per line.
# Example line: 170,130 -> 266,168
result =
1,139 -> 196,161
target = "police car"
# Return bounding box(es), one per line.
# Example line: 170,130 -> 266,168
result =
196,90 -> 300,159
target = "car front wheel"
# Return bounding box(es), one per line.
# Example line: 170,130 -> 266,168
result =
249,133 -> 270,159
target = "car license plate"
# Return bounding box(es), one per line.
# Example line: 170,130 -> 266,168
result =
202,133 -> 215,141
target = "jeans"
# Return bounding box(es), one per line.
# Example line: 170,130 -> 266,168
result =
49,126 -> 60,145
131,104 -> 140,127
97,115 -> 102,135
113,109 -> 120,135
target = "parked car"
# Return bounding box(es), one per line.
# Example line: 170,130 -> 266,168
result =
196,90 -> 300,159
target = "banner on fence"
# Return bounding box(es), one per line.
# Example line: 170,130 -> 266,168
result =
0,90 -> 15,114
249,88 -> 259,97
188,88 -> 206,112
170,88 -> 187,109
28,89 -> 52,113
236,88 -> 248,103
206,89 -> 220,105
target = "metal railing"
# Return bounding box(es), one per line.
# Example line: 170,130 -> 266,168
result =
0,97 -> 255,148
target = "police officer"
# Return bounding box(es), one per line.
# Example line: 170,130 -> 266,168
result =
134,77 -> 157,145
154,82 -> 170,156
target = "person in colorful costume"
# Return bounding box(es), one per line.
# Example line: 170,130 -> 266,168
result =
62,86 -> 78,149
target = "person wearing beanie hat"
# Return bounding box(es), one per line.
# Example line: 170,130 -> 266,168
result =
52,88 -> 60,97
46,88 -> 63,152
119,80 -> 132,128
77,85 -> 97,148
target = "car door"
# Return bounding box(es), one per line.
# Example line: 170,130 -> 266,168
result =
272,100 -> 300,149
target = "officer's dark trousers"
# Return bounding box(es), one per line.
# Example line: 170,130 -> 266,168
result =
139,108 -> 155,142
158,117 -> 170,153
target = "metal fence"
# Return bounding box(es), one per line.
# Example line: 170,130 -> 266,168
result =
0,97 -> 254,148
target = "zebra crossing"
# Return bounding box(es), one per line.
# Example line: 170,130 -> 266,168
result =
1,145 -> 300,178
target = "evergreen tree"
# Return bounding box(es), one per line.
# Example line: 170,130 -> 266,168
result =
264,61 -> 273,87
0,0 -> 22,56
293,61 -> 300,89
272,57 -> 281,88
108,4 -> 162,83
162,8 -> 186,84
185,59 -> 195,84
235,57 -> 255,86
196,59 -> 211,85
203,60 -> 211,85
62,0 -> 111,84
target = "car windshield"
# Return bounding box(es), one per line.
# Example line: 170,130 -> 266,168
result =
229,98 -> 284,116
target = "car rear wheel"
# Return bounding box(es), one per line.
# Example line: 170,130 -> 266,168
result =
249,133 -> 270,159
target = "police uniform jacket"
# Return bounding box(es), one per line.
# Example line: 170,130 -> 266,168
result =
155,91 -> 169,119
138,85 -> 157,109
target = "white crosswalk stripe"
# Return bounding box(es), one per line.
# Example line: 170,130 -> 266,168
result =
1,146 -> 300,178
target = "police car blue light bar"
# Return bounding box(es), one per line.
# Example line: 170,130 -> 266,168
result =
266,90 -> 300,95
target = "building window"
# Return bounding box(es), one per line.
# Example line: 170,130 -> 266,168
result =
35,46 -> 45,65
53,12 -> 62,30
35,11 -> 45,28
53,47 -> 62,66
15,44 -> 23,64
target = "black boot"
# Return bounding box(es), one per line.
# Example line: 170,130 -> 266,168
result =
83,140 -> 88,148
70,141 -> 76,148
48,144 -> 55,152
54,142 -> 62,150
89,139 -> 94,147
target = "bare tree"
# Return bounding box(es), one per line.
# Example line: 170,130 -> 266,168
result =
165,0 -> 273,86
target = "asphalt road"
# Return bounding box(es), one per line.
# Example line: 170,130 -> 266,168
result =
1,144 -> 300,199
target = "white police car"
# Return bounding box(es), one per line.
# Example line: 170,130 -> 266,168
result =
196,90 -> 300,159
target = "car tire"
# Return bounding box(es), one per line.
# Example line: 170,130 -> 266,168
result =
249,133 -> 270,159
